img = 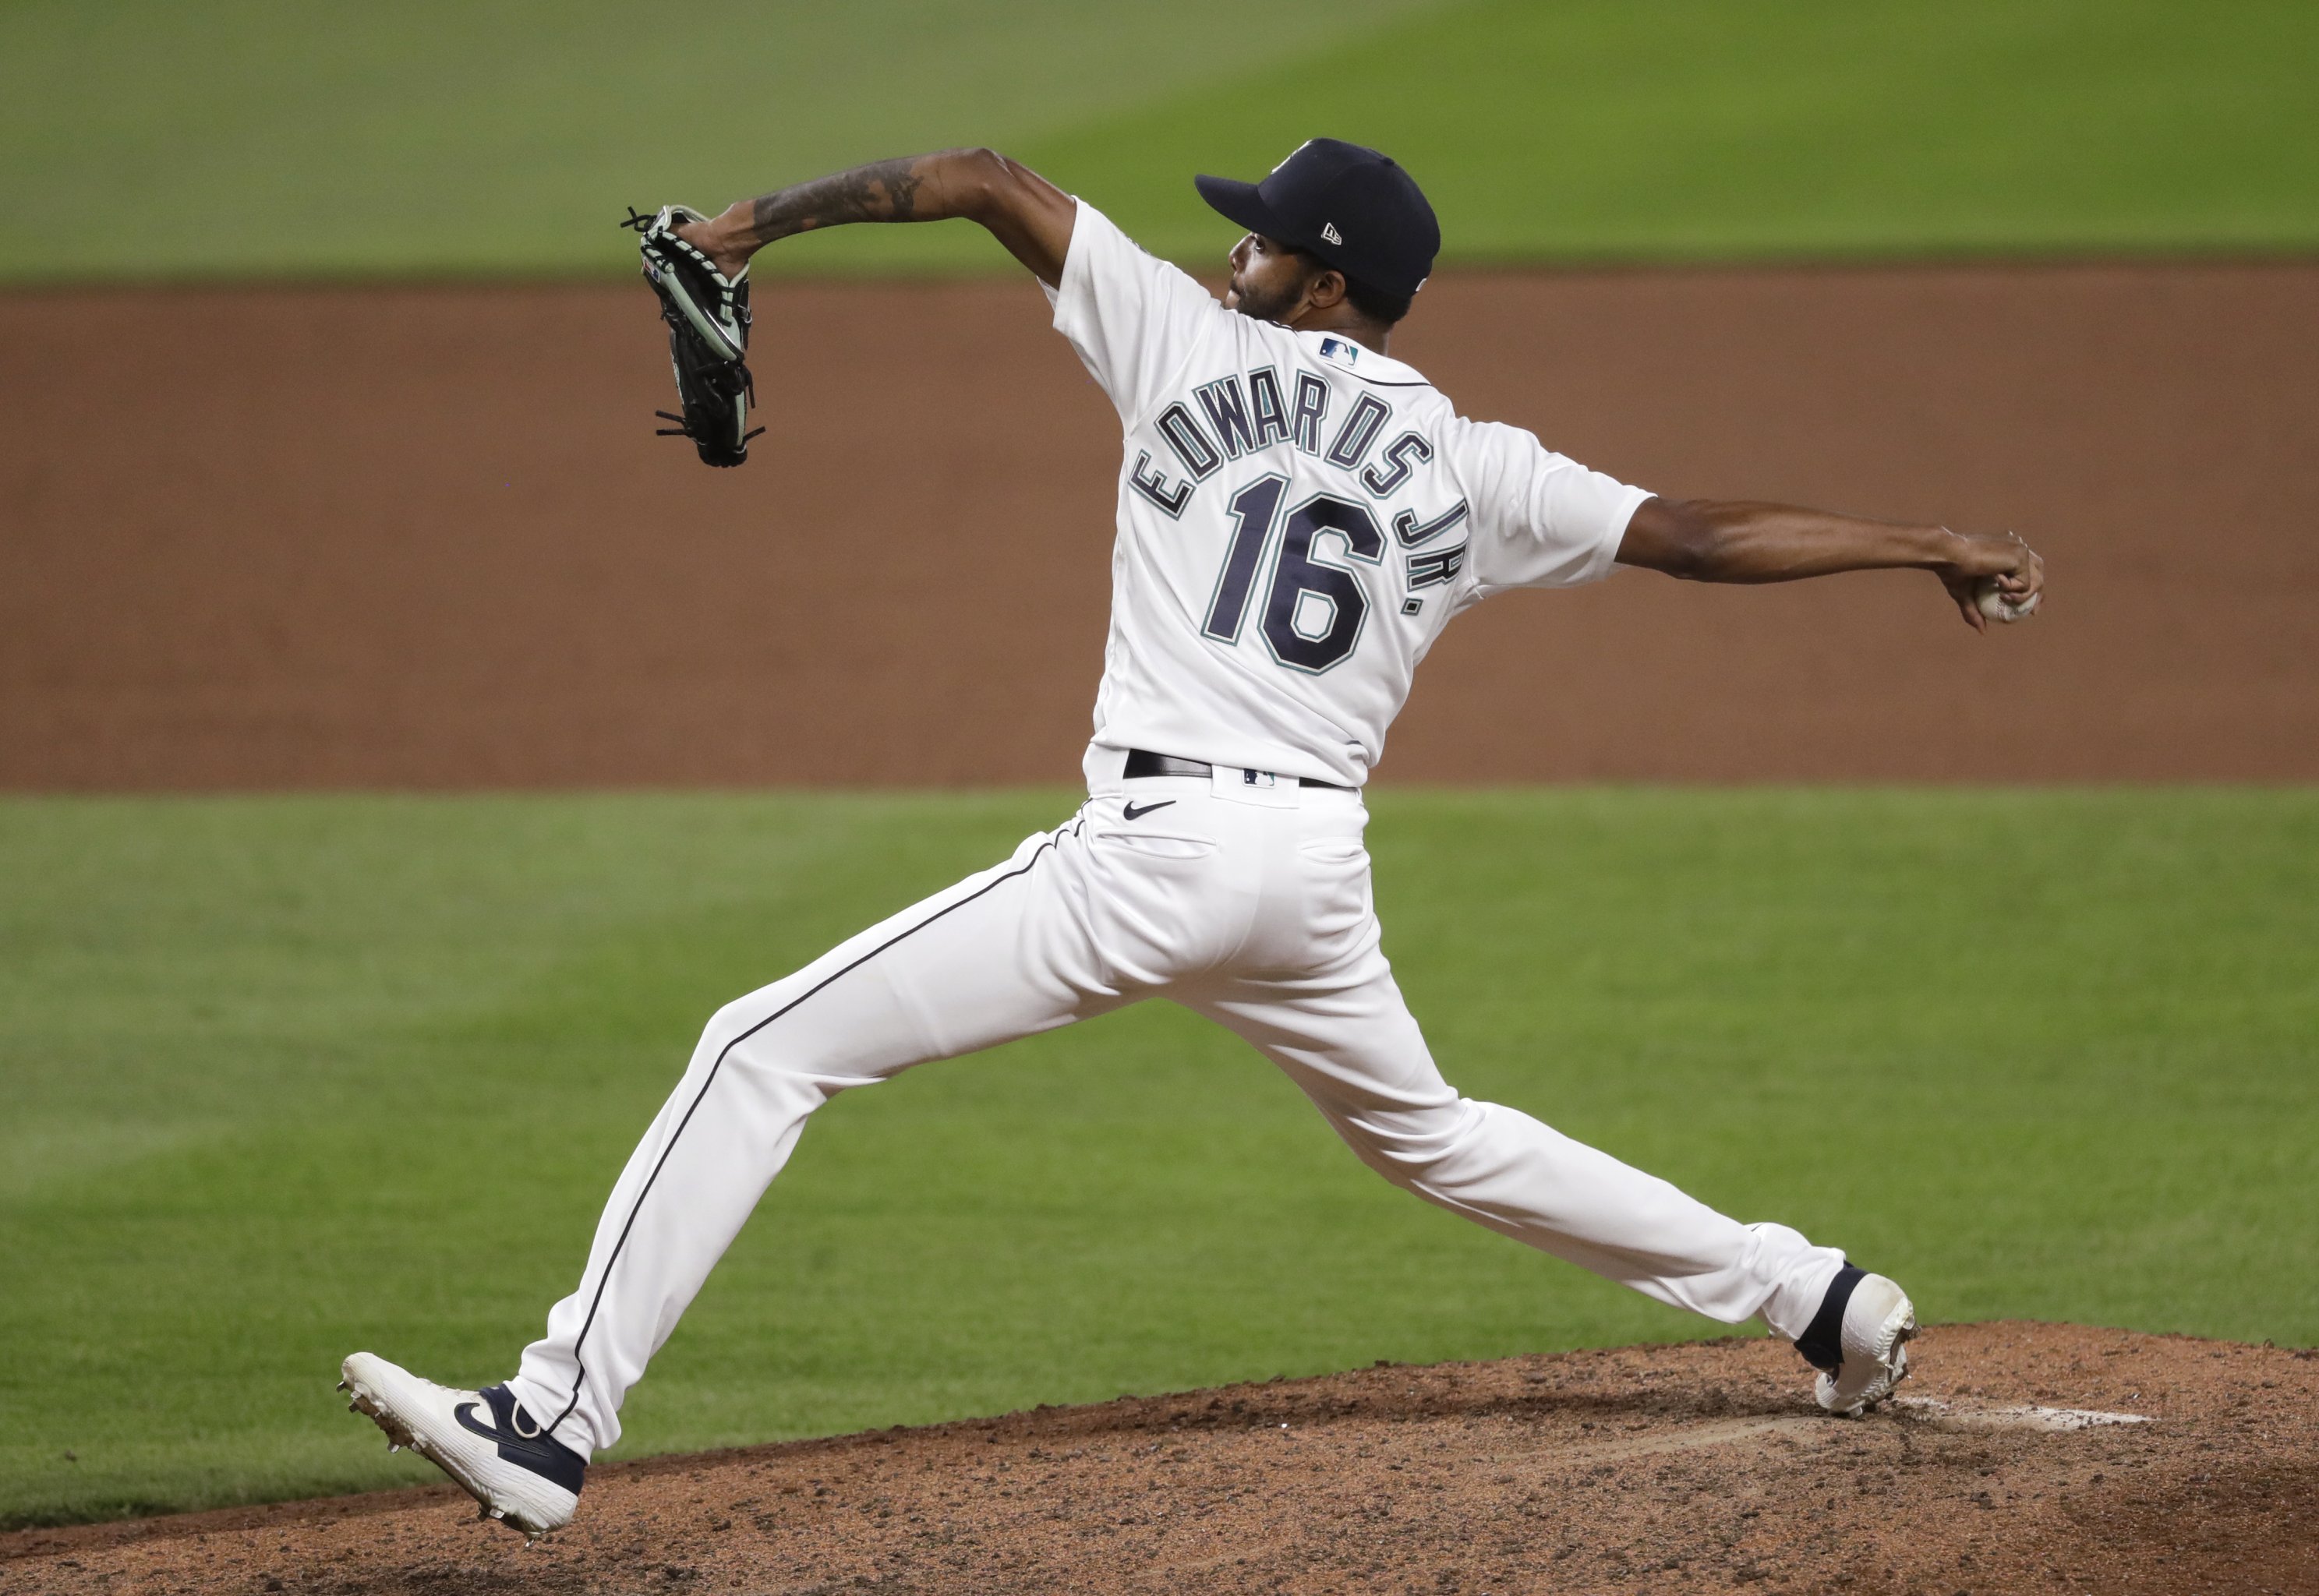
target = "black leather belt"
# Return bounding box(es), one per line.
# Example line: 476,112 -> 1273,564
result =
1122,748 -> 1350,790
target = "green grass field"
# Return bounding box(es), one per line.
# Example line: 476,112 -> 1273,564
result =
2,789 -> 2313,1528
3,0 -> 2313,282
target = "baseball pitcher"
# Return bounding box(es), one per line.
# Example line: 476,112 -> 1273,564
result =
341,139 -> 2045,1537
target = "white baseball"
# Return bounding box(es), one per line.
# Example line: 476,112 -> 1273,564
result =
1973,577 -> 2040,624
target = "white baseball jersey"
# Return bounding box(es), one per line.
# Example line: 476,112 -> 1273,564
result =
1047,201 -> 1651,788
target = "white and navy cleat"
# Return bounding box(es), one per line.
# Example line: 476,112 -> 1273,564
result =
339,1352 -> 585,1538
1797,1265 -> 1917,1416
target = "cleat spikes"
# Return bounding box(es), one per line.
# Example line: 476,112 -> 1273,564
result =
337,1352 -> 583,1536
336,1379 -> 349,1392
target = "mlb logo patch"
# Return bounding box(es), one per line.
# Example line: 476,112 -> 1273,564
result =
1319,337 -> 1359,366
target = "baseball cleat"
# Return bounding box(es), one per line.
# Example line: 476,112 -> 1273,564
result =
624,204 -> 751,363
339,1352 -> 585,1538
1795,1265 -> 1916,1416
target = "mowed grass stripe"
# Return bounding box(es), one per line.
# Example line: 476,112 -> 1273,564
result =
3,2 -> 2315,282
1027,0 -> 2319,267
0,789 -> 2312,1527
0,0 -> 1437,284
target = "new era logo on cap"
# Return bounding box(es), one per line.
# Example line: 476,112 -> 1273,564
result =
1321,222 -> 1342,245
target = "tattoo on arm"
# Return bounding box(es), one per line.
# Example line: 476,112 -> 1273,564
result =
707,147 -> 1065,283
748,158 -> 925,243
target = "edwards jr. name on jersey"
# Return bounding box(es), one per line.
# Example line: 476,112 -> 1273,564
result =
1126,346 -> 1473,672
1047,203 -> 1649,786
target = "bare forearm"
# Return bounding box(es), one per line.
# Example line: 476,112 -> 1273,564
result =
720,154 -> 949,249
1617,493 -> 2045,633
686,148 -> 1072,284
1642,499 -> 1962,584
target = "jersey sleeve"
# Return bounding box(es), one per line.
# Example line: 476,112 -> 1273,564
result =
1043,200 -> 1228,429
1451,418 -> 1653,594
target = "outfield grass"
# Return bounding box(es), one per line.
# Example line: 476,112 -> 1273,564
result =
1,789 -> 2313,1527
3,1 -> 2313,282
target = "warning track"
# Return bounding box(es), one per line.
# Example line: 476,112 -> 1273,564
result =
6,1322 -> 2313,1594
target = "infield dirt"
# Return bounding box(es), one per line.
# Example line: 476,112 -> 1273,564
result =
5,1322 -> 2312,1594
3,263 -> 2315,789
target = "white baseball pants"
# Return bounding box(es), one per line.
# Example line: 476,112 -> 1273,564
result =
509,760 -> 1846,1456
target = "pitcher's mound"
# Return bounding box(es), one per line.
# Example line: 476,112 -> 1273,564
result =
7,1322 -> 2314,1594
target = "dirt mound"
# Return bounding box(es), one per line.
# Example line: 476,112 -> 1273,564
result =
3,263 -> 2316,789
7,1322 -> 2313,1594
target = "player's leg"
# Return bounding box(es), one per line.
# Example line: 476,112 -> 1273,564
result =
1187,794 -> 1916,1413
1179,803 -> 1848,1340
1204,955 -> 1917,1414
344,785 -> 1297,1527
1199,955 -> 1847,1333
500,813 -> 1127,1460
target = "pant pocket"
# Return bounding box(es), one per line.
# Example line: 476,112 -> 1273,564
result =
1100,831 -> 1219,862
1297,835 -> 1369,867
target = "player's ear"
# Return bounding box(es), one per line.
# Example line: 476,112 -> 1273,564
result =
1308,267 -> 1349,311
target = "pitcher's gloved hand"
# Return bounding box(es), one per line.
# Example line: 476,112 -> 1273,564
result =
623,205 -> 761,468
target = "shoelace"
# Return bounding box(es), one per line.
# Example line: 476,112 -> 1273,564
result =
654,411 -> 768,447
653,354 -> 762,447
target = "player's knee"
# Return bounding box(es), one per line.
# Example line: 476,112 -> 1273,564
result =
696,985 -> 849,1090
1335,1100 -> 1480,1186
697,997 -> 784,1072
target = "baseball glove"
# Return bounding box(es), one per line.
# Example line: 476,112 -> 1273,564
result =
622,205 -> 761,468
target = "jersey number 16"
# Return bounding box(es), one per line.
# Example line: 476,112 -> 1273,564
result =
1200,477 -> 1384,674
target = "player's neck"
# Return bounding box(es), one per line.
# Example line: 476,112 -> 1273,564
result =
1283,305 -> 1393,356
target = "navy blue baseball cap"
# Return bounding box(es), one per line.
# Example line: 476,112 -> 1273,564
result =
1195,139 -> 1440,299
